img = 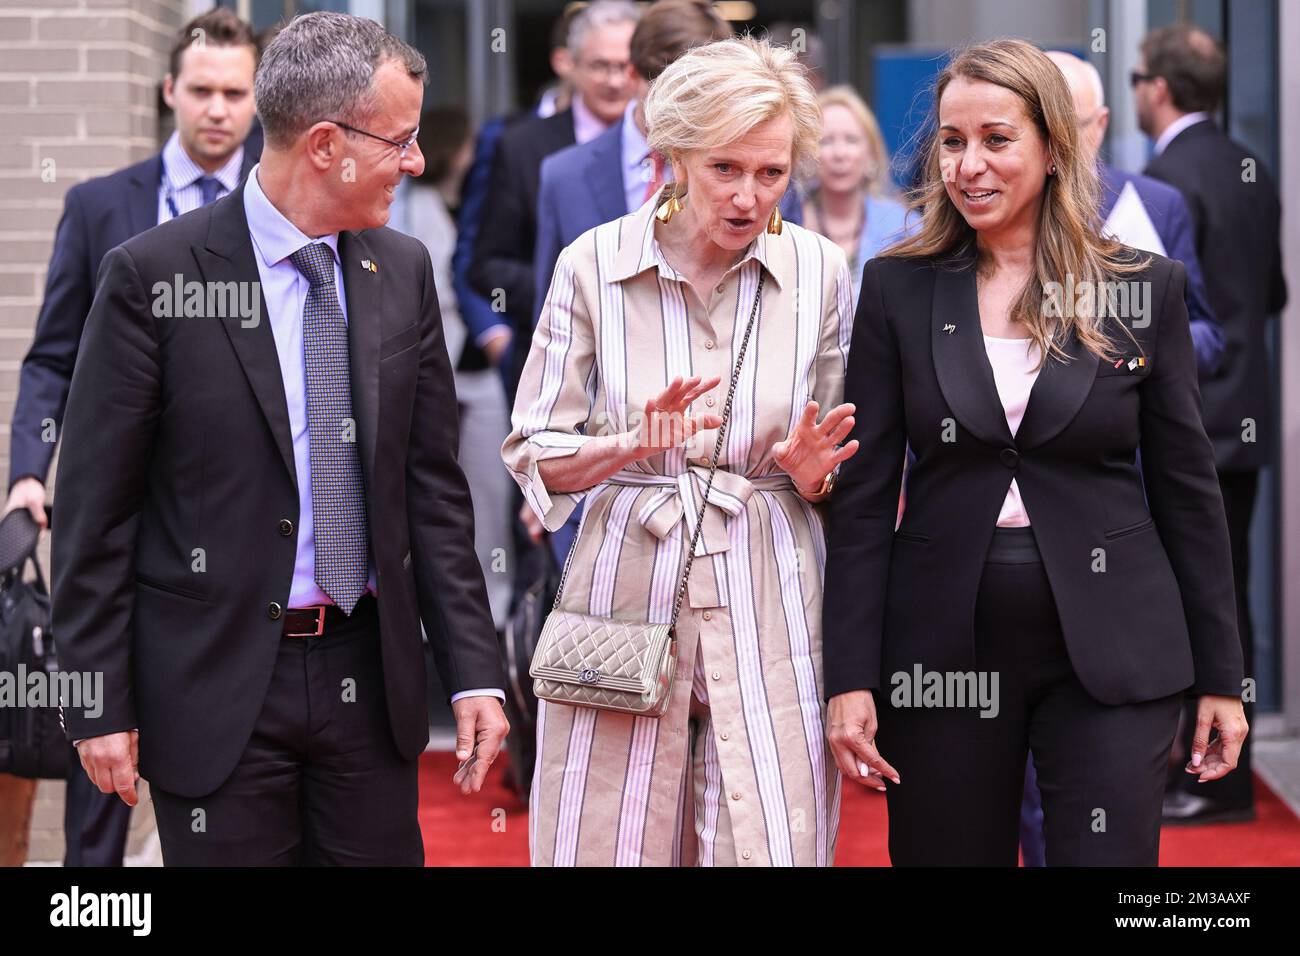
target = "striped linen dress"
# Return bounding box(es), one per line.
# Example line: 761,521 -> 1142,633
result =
502,192 -> 854,866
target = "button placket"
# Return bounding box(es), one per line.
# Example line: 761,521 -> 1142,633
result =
695,618 -> 764,868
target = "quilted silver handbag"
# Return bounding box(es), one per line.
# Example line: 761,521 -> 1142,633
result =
530,272 -> 766,717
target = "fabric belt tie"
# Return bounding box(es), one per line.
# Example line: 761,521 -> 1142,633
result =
605,467 -> 794,609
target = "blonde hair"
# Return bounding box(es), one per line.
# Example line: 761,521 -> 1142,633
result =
885,38 -> 1147,366
817,85 -> 895,198
644,36 -> 822,181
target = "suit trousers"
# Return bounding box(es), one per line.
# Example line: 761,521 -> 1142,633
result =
453,367 -> 514,630
63,744 -> 131,865
877,527 -> 1182,866
150,595 -> 423,866
1174,469 -> 1256,806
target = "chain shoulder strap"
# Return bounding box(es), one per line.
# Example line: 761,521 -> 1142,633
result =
551,270 -> 767,627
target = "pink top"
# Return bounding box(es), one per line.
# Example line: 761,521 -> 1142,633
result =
984,334 -> 1042,527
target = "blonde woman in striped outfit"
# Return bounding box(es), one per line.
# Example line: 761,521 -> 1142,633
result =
502,37 -> 858,866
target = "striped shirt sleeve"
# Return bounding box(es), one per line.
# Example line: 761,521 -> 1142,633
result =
501,243 -> 599,531
813,245 -> 855,413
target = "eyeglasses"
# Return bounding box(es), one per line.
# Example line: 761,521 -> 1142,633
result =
326,120 -> 420,156
1129,70 -> 1156,88
576,58 -> 631,79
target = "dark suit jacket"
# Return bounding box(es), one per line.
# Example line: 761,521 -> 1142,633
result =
450,114 -> 512,376
1099,163 -> 1222,376
1143,119 -> 1287,471
467,108 -> 575,394
51,181 -> 506,797
823,248 -> 1243,707
9,149 -> 258,490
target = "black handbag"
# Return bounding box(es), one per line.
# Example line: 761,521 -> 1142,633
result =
499,536 -> 561,800
0,508 -> 65,780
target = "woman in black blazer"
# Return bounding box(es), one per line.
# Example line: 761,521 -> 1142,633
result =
822,39 -> 1248,866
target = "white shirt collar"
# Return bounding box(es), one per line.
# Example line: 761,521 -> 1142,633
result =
1154,112 -> 1210,155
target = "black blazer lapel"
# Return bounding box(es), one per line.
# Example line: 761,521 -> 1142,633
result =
931,256 -> 1015,448
1015,327 -> 1099,451
194,182 -> 298,493
338,232 -> 381,499
125,155 -> 163,236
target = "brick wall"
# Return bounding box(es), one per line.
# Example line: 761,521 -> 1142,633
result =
0,0 -> 186,865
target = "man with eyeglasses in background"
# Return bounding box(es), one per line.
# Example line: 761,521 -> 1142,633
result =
468,0 -> 640,403
2,6 -> 260,868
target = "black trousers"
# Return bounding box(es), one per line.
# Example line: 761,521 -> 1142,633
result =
63,743 -> 131,866
151,596 -> 423,866
877,527 -> 1182,866
1172,469 -> 1256,806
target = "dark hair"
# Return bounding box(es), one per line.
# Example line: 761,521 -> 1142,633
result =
169,7 -> 259,79
631,0 -> 733,82
416,107 -> 472,185
1140,24 -> 1225,114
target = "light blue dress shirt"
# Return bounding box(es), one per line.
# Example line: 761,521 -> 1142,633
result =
242,166 -> 504,705
620,100 -> 653,215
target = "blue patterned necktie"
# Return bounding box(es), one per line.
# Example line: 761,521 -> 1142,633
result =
289,243 -> 370,614
198,176 -> 221,205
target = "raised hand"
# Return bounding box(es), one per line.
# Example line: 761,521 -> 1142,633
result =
629,375 -> 724,461
772,400 -> 860,493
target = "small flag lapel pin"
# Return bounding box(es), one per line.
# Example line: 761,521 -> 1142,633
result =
361,258 -> 378,273
1127,356 -> 1146,371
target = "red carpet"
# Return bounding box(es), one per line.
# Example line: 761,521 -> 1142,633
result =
418,751 -> 1300,866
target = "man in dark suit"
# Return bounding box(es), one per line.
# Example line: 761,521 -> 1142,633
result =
1133,25 -> 1286,825
1045,52 -> 1222,380
468,0 -> 640,400
4,7 -> 261,867
52,11 -> 508,865
451,6 -> 581,390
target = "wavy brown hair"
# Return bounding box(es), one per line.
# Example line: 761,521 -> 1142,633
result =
884,38 -> 1147,365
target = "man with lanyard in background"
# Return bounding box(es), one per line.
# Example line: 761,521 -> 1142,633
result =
2,6 -> 260,867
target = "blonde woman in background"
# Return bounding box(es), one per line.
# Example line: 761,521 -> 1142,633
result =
803,86 -> 911,306
503,37 -> 856,867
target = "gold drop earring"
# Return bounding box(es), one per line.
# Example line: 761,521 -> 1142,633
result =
766,205 -> 784,235
656,183 -> 685,224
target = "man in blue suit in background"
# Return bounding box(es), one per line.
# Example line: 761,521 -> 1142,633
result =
533,0 -> 807,563
1047,51 -> 1222,374
4,6 -> 260,867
